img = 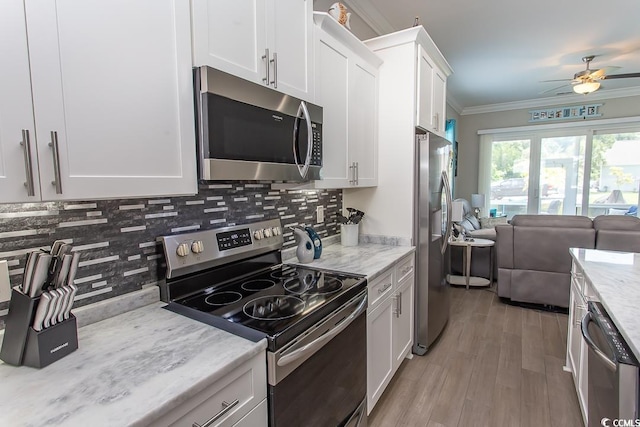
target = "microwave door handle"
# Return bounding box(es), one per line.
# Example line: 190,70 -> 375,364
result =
580,311 -> 617,372
293,101 -> 312,179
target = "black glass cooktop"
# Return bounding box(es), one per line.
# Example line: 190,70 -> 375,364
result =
169,264 -> 366,351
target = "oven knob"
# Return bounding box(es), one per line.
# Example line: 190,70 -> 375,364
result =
264,228 -> 272,238
191,240 -> 204,254
254,230 -> 263,240
176,242 -> 190,257
273,226 -> 281,236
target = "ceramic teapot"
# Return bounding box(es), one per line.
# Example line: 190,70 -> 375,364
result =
293,227 -> 314,263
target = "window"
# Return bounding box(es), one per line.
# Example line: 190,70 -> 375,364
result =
479,121 -> 640,219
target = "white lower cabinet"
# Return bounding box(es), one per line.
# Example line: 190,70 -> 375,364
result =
566,260 -> 589,426
151,351 -> 267,427
366,253 -> 415,414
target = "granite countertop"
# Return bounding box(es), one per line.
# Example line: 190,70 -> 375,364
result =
570,248 -> 640,358
0,302 -> 267,427
284,243 -> 415,280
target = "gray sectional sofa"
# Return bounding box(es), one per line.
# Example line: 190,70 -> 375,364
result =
495,214 -> 640,308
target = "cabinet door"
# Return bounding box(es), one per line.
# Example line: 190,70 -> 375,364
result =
191,0 -> 268,86
567,282 -> 581,379
432,68 -> 446,136
0,0 -> 41,203
366,296 -> 394,414
348,59 -> 378,187
314,31 -> 351,188
416,46 -> 434,132
26,0 -> 197,200
392,276 -> 414,371
267,0 -> 313,100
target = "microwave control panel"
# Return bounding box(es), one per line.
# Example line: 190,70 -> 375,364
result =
311,123 -> 322,166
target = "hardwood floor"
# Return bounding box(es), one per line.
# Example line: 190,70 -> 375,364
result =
368,285 -> 584,427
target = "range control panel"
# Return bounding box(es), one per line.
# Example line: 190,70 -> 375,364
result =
160,218 -> 285,279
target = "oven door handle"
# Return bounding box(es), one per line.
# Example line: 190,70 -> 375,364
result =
292,101 -> 312,179
277,294 -> 367,367
581,311 -> 617,372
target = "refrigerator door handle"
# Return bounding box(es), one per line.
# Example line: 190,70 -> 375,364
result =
441,170 -> 452,254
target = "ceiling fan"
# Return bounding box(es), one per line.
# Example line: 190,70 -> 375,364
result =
541,55 -> 640,95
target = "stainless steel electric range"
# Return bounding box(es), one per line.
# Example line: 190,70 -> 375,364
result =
160,218 -> 368,427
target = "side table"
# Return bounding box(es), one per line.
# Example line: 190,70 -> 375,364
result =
447,238 -> 495,289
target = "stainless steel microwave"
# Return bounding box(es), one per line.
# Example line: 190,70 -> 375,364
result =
194,66 -> 323,182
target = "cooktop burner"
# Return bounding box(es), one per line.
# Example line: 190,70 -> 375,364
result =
283,275 -> 343,295
205,291 -> 243,306
270,267 -> 300,280
241,279 -> 276,292
243,295 -> 305,320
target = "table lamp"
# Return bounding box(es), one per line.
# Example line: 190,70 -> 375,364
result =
471,194 -> 485,218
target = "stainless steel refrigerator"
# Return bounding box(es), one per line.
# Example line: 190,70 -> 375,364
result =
413,131 -> 452,355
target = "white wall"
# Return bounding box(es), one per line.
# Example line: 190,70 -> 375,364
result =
456,95 -> 640,201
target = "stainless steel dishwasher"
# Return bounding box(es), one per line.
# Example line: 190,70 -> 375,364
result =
581,301 -> 640,426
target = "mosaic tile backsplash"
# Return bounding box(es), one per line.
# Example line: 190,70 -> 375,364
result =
0,182 -> 343,327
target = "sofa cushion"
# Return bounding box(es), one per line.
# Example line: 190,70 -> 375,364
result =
511,214 -> 593,228
596,230 -> 640,252
593,215 -> 640,231
468,228 -> 496,240
512,226 -> 595,273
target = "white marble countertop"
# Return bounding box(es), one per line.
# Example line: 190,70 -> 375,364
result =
284,243 -> 415,280
570,248 -> 640,358
0,302 -> 267,427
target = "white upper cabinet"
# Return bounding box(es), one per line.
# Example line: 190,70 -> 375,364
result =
313,13 -> 381,189
416,46 -> 447,136
192,0 -> 313,100
1,0 -> 197,202
0,0 -> 41,203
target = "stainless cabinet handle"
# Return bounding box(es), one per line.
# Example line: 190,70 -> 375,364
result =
349,162 -> 356,184
433,113 -> 439,131
262,48 -> 270,85
49,131 -> 63,194
270,52 -> 278,88
355,162 -> 360,185
398,291 -> 402,316
378,283 -> 392,294
20,129 -> 35,196
193,399 -> 239,427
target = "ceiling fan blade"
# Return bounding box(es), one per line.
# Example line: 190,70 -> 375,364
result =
540,83 -> 570,94
589,66 -> 621,80
603,72 -> 640,79
540,78 -> 572,83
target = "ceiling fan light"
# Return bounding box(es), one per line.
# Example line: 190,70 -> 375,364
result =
573,81 -> 600,94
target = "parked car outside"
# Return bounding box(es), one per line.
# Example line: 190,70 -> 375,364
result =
491,178 -> 555,199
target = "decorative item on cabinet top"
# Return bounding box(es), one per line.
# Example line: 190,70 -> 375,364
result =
328,3 -> 351,29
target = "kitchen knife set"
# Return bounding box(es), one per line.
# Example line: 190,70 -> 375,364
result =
21,241 -> 79,331
0,240 -> 80,368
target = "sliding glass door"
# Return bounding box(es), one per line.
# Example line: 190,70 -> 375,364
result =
480,125 -> 640,219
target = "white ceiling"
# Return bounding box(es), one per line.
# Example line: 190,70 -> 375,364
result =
342,0 -> 640,113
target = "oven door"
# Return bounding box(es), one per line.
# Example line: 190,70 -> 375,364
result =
267,291 -> 367,427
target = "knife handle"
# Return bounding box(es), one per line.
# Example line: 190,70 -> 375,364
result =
33,293 -> 52,332
43,291 -> 59,329
64,284 -> 78,320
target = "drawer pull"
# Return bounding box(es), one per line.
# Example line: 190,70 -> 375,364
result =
378,283 -> 392,294
193,399 -> 239,427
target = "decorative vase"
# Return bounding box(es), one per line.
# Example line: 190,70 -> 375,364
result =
328,2 -> 351,29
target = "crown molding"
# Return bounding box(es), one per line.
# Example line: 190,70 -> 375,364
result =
460,86 -> 640,116
342,0 -> 395,36
447,94 -> 463,116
